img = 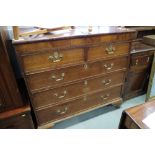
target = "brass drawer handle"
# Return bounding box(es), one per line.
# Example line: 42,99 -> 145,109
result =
102,79 -> 111,85
106,45 -> 115,54
48,51 -> 63,63
101,94 -> 110,100
104,63 -> 114,70
50,73 -> 65,82
54,90 -> 67,99
56,106 -> 68,115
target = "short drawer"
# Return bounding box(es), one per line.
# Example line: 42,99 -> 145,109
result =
32,71 -> 125,109
21,48 -> 84,73
0,112 -> 34,129
71,33 -> 135,46
88,43 -> 130,61
131,54 -> 153,69
27,56 -> 128,92
35,85 -> 122,125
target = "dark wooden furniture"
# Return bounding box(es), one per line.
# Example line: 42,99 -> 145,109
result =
119,100 -> 155,129
12,26 -> 136,128
126,26 -> 155,38
146,53 -> 155,101
0,106 -> 34,129
123,41 -> 155,100
143,35 -> 155,46
0,28 -> 24,112
0,27 -> 34,129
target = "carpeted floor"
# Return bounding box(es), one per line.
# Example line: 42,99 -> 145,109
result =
52,95 -> 146,129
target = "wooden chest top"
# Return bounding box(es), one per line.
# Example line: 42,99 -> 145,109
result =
12,26 -> 136,45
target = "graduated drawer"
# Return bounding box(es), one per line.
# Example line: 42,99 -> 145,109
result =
88,43 -> 130,61
32,71 -> 125,109
20,48 -> 84,73
35,85 -> 122,125
27,56 -> 128,92
131,54 -> 153,69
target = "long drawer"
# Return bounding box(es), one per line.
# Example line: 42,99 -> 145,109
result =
32,71 -> 125,109
35,85 -> 122,125
15,33 -> 134,53
27,56 -> 128,92
88,42 -> 129,61
20,48 -> 84,73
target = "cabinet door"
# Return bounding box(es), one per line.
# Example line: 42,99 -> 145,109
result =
124,69 -> 150,99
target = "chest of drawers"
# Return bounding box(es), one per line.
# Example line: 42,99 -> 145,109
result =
13,27 -> 136,128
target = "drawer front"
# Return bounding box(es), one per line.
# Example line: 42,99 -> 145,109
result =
0,113 -> 34,129
27,56 -> 128,91
131,55 -> 153,68
21,48 -> 84,73
36,86 -> 122,125
123,69 -> 150,100
32,71 -> 125,109
15,41 -> 68,53
88,43 -> 130,61
15,33 -> 134,53
71,33 -> 134,46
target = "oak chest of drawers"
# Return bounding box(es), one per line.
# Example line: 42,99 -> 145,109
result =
13,27 -> 136,128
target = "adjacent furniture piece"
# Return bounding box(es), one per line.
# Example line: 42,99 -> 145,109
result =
146,53 -> 155,101
0,27 -> 34,129
126,26 -> 155,38
143,35 -> 155,46
0,106 -> 34,129
123,41 -> 155,100
0,27 -> 24,112
119,100 -> 155,129
12,26 -> 136,128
